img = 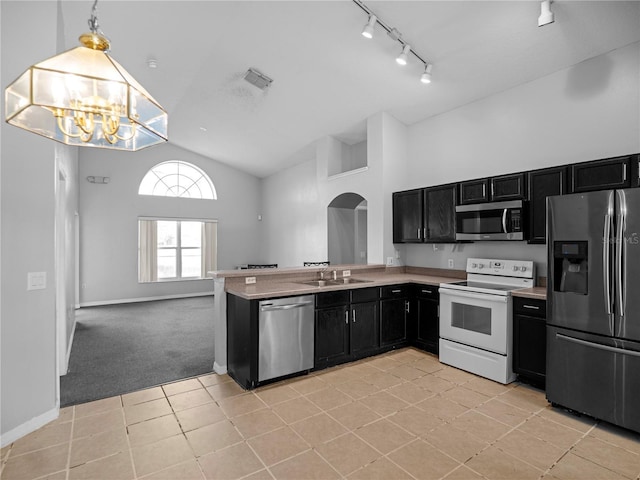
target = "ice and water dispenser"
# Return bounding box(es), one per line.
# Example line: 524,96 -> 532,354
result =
553,241 -> 588,294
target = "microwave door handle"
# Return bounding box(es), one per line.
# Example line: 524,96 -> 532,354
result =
502,209 -> 508,233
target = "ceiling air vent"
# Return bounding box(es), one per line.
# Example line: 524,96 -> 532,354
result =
243,68 -> 273,90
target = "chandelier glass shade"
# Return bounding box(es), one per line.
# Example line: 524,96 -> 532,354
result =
5,29 -> 168,151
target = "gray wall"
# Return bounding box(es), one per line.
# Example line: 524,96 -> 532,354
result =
78,143 -> 263,305
402,41 -> 640,277
1,0 -> 61,442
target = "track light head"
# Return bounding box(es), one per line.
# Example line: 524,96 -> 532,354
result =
362,14 -> 377,39
538,0 -> 555,27
420,64 -> 433,84
396,44 -> 411,66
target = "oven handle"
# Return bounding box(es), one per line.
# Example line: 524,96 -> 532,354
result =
440,288 -> 508,303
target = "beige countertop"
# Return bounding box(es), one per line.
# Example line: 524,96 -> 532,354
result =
218,264 -> 547,301
222,266 -> 460,300
512,286 -> 547,300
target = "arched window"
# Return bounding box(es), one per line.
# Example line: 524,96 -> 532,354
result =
138,160 -> 216,199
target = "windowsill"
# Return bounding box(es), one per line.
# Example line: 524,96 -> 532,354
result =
139,277 -> 212,284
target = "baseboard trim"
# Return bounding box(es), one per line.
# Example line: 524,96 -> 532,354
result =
214,361 -> 227,375
1,407 -> 59,448
60,320 -> 77,376
79,292 -> 214,308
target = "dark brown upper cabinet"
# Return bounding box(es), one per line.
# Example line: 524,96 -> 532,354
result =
392,189 -> 423,243
491,173 -> 528,201
459,178 -> 489,204
527,166 -> 569,244
570,155 -> 639,193
425,184 -> 457,243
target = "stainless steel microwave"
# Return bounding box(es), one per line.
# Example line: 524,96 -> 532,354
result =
455,200 -> 525,241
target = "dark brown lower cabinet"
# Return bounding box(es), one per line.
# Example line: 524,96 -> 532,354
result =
410,285 -> 439,354
513,296 -> 547,388
380,286 -> 409,348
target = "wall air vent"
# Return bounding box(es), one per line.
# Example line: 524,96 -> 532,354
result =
243,68 -> 273,90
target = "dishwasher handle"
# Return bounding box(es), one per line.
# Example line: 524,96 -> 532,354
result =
260,301 -> 314,312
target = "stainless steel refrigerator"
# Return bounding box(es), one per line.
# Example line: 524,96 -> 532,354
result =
547,189 -> 640,433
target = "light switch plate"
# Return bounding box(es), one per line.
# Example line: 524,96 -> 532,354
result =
27,272 -> 47,290
386,257 -> 394,266
342,270 -> 351,277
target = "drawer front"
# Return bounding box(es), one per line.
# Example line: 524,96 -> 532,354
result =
316,290 -> 349,308
513,297 -> 546,318
415,284 -> 439,301
351,287 -> 379,304
380,285 -> 408,299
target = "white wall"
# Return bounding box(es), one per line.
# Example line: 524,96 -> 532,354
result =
402,42 -> 640,276
78,143 -> 262,305
262,113 -> 408,268
1,0 -> 61,445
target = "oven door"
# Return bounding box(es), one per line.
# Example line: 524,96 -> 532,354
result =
439,287 -> 511,354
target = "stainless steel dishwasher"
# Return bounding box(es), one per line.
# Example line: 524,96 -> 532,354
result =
258,295 -> 315,382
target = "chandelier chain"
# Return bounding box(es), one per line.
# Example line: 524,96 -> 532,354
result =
87,0 -> 100,33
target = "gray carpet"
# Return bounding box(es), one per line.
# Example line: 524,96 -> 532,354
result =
60,296 -> 215,407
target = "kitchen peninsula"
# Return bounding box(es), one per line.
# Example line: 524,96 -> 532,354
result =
210,264 -> 545,389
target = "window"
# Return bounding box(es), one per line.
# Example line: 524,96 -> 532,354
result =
138,161 -> 217,199
138,218 -> 217,282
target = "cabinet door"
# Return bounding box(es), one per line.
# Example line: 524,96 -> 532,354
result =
570,155 -> 633,193
351,301 -> 379,357
425,185 -> 456,242
491,173 -> 527,201
315,306 -> 349,366
459,179 -> 489,204
417,297 -> 439,353
513,314 -> 547,386
380,298 -> 407,347
528,166 -> 568,244
393,190 -> 424,243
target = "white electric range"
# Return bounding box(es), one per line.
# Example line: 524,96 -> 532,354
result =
438,258 -> 535,384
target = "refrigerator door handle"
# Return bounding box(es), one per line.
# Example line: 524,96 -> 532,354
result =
616,190 -> 627,319
603,212 -> 613,316
502,209 -> 508,234
556,333 -> 640,358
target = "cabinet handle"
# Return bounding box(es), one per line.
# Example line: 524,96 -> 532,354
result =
417,228 -> 421,240
345,310 -> 348,324
491,182 -> 494,198
353,309 -> 356,323
482,184 -> 486,198
421,289 -> 433,294
392,289 -> 402,293
623,163 -> 627,182
423,227 -> 427,240
523,304 -> 540,310
405,300 -> 410,313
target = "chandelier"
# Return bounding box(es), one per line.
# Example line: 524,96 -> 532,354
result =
4,0 -> 168,151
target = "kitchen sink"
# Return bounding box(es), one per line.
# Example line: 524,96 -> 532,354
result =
298,278 -> 372,288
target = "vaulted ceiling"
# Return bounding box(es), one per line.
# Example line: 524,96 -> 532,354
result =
39,1 -> 640,176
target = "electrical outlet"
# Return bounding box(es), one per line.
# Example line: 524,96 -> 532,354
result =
343,270 -> 351,277
386,257 -> 394,266
245,276 -> 256,285
447,259 -> 454,269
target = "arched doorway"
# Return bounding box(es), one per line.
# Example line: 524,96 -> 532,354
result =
327,193 -> 367,265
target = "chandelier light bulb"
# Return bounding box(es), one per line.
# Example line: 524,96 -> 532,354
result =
361,14 -> 377,39
396,44 -> 411,66
420,64 -> 433,84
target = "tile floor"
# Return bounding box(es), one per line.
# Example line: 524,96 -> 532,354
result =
2,348 -> 640,480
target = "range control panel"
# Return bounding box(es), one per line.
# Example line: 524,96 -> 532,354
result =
466,258 -> 535,279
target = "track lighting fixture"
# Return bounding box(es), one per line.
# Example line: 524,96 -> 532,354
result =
396,44 -> 411,66
420,64 -> 433,84
538,0 -> 555,27
352,0 -> 433,84
361,14 -> 377,39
